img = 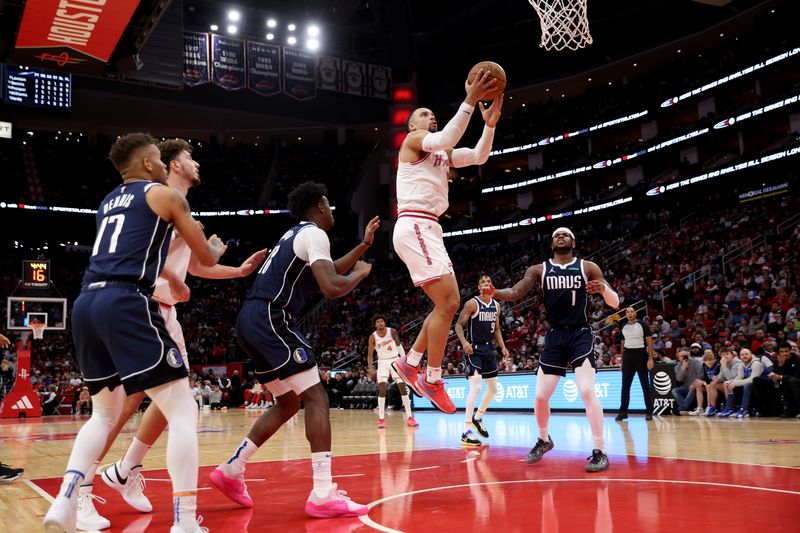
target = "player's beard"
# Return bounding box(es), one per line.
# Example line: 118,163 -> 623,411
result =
428,124 -> 438,132
553,245 -> 572,254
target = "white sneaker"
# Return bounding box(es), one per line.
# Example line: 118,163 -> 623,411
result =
170,515 -> 208,533
688,407 -> 703,416
44,495 -> 77,533
101,461 -> 153,512
76,492 -> 110,530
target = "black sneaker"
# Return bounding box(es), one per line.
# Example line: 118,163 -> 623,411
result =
472,415 -> 489,438
614,413 -> 628,421
0,463 -> 24,484
525,436 -> 554,464
645,414 -> 653,421
461,430 -> 483,447
585,449 -> 610,472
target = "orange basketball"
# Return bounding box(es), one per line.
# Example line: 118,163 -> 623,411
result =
467,61 -> 507,101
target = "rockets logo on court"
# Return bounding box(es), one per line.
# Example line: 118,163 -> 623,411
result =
166,348 -> 183,369
293,348 -> 309,363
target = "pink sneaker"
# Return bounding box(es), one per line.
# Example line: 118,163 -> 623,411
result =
209,466 -> 253,508
391,356 -> 423,397
377,418 -> 385,428
305,484 -> 368,518
406,417 -> 419,427
416,376 -> 456,414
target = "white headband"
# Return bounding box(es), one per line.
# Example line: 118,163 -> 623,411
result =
552,227 -> 575,240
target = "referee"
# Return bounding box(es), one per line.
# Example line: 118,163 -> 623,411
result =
615,307 -> 654,421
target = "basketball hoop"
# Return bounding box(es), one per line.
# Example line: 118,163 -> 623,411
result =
529,0 -> 593,51
30,322 -> 46,340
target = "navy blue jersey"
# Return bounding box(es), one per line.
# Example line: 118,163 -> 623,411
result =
468,297 -> 499,344
83,181 -> 173,288
541,258 -> 589,327
247,222 -> 320,316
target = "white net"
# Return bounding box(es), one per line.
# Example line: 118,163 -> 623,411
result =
30,323 -> 46,340
529,0 -> 593,51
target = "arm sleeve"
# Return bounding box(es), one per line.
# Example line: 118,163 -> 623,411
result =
450,125 -> 496,167
421,102 -> 475,152
293,227 -> 333,265
602,285 -> 620,308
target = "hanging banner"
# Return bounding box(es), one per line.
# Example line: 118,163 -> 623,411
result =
369,64 -> 392,99
12,0 -> 141,74
211,35 -> 245,90
247,41 -> 281,96
283,47 -> 316,101
342,60 -> 366,96
316,55 -> 341,92
183,32 -> 210,86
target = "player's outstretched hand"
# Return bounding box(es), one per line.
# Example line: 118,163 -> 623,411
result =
464,69 -> 497,106
481,282 -> 495,297
586,280 -> 606,294
0,334 -> 10,349
207,234 -> 227,262
353,260 -> 372,277
239,249 -> 268,277
480,94 -> 504,128
362,216 -> 380,246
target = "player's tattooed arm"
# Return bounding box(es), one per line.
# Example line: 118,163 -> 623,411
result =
492,264 -> 542,302
455,299 -> 478,355
584,260 -> 620,308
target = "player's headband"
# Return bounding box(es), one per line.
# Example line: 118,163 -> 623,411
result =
552,227 -> 575,241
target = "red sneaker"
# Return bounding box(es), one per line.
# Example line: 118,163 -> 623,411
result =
391,356 -> 423,397
416,376 -> 456,414
406,417 -> 419,427
209,466 -> 253,508
377,418 -> 385,428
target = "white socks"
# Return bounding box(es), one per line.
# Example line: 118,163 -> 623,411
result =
378,396 -> 386,419
225,437 -> 258,474
401,393 -> 412,418
465,374 -> 482,426
575,360 -> 605,452
79,460 -> 101,494
121,437 -> 152,473
311,451 -> 333,497
406,349 -> 424,367
426,366 -> 442,384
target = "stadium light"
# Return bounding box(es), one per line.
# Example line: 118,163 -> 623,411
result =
288,23 -> 296,31
306,38 -> 320,51
266,33 -> 274,40
307,25 -> 320,37
267,18 -> 277,28
227,25 -> 237,34
228,10 -> 240,22
287,36 -> 297,45
210,24 -> 219,31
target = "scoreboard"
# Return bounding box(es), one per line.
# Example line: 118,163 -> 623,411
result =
23,260 -> 50,289
3,65 -> 72,111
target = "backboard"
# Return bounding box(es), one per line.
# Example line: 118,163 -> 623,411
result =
6,297 -> 68,331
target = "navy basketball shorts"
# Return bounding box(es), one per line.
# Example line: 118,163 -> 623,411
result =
72,286 -> 188,395
539,327 -> 596,376
465,343 -> 499,379
236,300 -> 318,383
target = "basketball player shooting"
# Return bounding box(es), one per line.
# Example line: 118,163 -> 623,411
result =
391,69 -> 504,414
367,315 -> 418,428
490,227 -> 619,472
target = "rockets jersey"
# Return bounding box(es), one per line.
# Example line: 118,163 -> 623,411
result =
372,328 -> 399,360
541,258 -> 589,327
152,232 -> 192,306
83,181 -> 173,288
246,222 -> 329,316
396,149 -> 450,217
468,297 -> 499,344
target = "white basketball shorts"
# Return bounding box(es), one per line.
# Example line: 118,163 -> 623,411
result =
393,216 -> 454,287
377,357 -> 401,383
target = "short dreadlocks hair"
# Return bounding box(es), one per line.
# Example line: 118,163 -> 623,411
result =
108,133 -> 158,174
287,182 -> 328,219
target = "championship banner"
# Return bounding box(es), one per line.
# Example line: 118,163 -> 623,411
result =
342,60 -> 366,96
12,0 -> 141,74
650,363 -> 679,415
316,55 -> 341,92
368,64 -> 391,99
283,47 -> 316,101
183,32 -> 210,87
211,35 -> 245,91
246,41 -> 281,96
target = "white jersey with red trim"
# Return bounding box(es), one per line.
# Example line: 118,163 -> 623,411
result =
152,232 -> 191,306
396,149 -> 450,217
373,328 -> 399,360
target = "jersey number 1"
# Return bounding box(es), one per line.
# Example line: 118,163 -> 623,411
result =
571,290 -> 576,306
92,214 -> 126,256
